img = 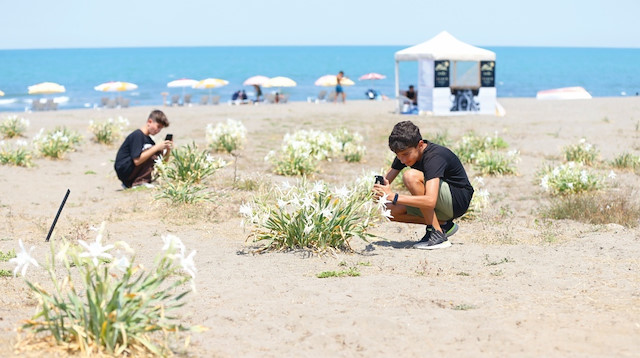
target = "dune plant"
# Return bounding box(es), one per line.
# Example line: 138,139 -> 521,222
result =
10,224 -> 203,356
206,118 -> 247,154
284,129 -> 341,161
454,131 -> 508,164
538,162 -> 603,195
541,190 -> 640,227
429,130 -> 452,147
563,138 -> 599,165
0,115 -> 30,138
154,142 -> 226,204
0,140 -> 34,167
240,175 -> 392,251
266,142 -> 319,176
610,152 -> 640,170
88,116 -> 129,145
334,128 -> 366,162
473,150 -> 520,175
32,127 -> 82,159
459,177 -> 490,221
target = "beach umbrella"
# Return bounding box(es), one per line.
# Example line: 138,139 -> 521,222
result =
314,74 -> 355,87
28,82 -> 66,95
358,73 -> 386,81
242,75 -> 269,86
94,81 -> 138,92
193,78 -> 229,96
167,78 -> 198,97
263,76 -> 297,88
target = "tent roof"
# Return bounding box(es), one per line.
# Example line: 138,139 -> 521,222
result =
395,31 -> 496,62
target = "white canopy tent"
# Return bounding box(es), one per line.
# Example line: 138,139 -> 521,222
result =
395,31 -> 499,115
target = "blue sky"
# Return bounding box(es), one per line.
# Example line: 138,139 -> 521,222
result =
1,0 -> 638,49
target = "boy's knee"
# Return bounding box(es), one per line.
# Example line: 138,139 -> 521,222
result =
402,169 -> 423,186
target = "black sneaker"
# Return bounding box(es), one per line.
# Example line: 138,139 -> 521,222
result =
440,221 -> 459,238
413,229 -> 451,250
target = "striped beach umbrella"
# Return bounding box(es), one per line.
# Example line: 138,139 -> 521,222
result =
94,81 -> 138,92
314,74 -> 354,87
193,78 -> 229,96
28,82 -> 66,95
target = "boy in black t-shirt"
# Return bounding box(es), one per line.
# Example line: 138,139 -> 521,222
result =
114,110 -> 173,188
374,121 -> 474,250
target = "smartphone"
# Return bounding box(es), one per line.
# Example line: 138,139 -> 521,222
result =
165,133 -> 173,141
375,175 -> 384,185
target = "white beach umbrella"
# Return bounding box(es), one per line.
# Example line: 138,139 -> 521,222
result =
263,76 -> 297,88
94,81 -> 138,92
28,82 -> 66,95
243,75 -> 269,86
0,90 -> 4,96
358,73 -> 386,81
167,78 -> 198,97
314,74 -> 355,87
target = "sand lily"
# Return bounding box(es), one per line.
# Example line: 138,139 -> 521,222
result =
9,239 -> 39,277
161,234 -> 186,255
79,235 -> 114,266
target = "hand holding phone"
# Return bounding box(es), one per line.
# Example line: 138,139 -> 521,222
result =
165,133 -> 173,141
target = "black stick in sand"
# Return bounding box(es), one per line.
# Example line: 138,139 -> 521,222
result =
45,189 -> 70,242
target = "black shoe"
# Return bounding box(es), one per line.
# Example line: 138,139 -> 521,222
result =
413,229 -> 451,250
440,221 -> 459,238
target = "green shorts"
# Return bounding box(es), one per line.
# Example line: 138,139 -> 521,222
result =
405,180 -> 454,221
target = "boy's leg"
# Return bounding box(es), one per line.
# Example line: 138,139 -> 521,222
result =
388,169 -> 429,224
128,153 -> 158,187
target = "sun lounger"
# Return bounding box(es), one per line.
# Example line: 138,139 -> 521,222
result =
106,99 -> 117,109
199,95 -> 209,105
120,98 -> 130,108
183,94 -> 192,106
264,93 -> 276,104
31,99 -> 45,111
100,97 -> 109,107
170,95 -> 180,106
211,95 -> 220,105
45,99 -> 58,110
307,90 -> 327,103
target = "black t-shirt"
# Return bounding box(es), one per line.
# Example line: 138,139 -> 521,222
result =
114,129 -> 155,186
391,140 -> 474,218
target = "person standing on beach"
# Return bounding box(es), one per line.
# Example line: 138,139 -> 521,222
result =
373,121 -> 474,250
335,71 -> 346,103
114,109 -> 173,188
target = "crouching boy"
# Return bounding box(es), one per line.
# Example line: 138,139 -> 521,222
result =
374,121 -> 474,250
114,109 -> 173,188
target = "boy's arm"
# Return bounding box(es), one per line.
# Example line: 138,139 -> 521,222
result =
384,168 -> 400,184
132,141 -> 169,166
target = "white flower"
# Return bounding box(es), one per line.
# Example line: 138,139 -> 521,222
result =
9,240 -> 39,277
310,181 -> 325,194
474,177 -> 485,186
334,186 -> 350,200
79,225 -> 114,266
608,170 -> 617,179
377,194 -> 392,208
113,256 -> 131,273
580,170 -> 589,184
180,250 -> 197,280
540,175 -> 549,190
567,182 -> 574,189
239,203 -> 253,218
161,234 -> 185,255
382,209 -> 394,219
320,207 -> 333,218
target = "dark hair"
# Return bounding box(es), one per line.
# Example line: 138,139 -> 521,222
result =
148,109 -> 169,127
388,121 -> 422,152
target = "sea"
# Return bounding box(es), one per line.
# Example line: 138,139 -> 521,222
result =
0,46 -> 639,112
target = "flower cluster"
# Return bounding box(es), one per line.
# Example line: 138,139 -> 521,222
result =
88,116 -> 129,144
474,149 -> 520,175
0,115 -> 30,138
454,131 -> 509,164
154,142 -> 226,203
267,128 -> 366,175
32,126 -> 82,159
206,118 -> 247,153
460,177 -> 490,221
0,139 -> 33,167
10,223 -> 201,355
538,162 -> 603,195
240,175 -> 389,251
563,138 -> 599,165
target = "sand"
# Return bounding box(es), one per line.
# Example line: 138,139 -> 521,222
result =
0,98 -> 639,357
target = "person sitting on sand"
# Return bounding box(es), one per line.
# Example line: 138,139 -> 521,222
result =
373,120 -> 474,250
114,109 -> 173,188
405,85 -> 417,105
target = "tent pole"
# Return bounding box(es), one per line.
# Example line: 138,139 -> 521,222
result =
394,60 -> 400,113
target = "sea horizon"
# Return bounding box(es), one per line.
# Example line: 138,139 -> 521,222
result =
1,45 -> 639,112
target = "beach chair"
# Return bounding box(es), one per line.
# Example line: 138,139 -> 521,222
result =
307,90 -> 327,103
199,95 -> 209,105
280,94 -> 289,103
100,97 -> 109,107
170,95 -> 180,106
264,93 -> 276,104
183,94 -> 192,106
327,91 -> 337,102
106,99 -> 117,109
45,99 -> 58,110
211,95 -> 220,105
120,98 -> 130,108
31,99 -> 44,111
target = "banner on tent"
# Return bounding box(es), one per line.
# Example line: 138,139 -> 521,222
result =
434,60 -> 450,87
480,61 -> 495,87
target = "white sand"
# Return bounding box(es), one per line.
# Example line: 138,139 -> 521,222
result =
1,98 -> 639,357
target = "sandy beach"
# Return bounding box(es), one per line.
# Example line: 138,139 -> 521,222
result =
1,97 -> 639,357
